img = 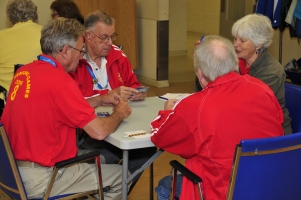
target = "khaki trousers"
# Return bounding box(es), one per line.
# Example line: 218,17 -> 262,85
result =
18,151 -> 131,200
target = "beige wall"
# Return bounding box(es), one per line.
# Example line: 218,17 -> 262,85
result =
187,0 -> 221,36
169,0 -> 187,56
135,0 -> 170,87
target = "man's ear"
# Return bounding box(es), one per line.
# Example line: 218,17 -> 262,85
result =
196,68 -> 202,79
196,68 -> 208,88
60,45 -> 70,60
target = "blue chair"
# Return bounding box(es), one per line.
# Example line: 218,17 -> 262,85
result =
285,83 -> 301,133
0,125 -> 104,200
170,132 -> 301,200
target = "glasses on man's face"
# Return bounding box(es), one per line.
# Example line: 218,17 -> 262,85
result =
89,31 -> 118,43
69,45 -> 86,55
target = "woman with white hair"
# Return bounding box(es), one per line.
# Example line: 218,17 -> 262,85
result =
232,13 -> 292,134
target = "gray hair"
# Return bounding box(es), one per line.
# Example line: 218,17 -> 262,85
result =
194,35 -> 238,82
6,0 -> 38,25
84,10 -> 115,30
40,18 -> 85,56
231,14 -> 274,52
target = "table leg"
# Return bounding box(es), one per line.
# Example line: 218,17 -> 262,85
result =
125,149 -> 164,200
149,163 -> 154,200
122,150 -> 129,200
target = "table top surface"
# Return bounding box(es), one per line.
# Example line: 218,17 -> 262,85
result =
95,97 -> 164,150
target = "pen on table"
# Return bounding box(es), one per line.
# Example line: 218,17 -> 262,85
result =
158,96 -> 168,101
124,132 -> 148,138
200,35 -> 205,42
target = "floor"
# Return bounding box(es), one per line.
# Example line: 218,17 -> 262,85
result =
128,41 -> 197,199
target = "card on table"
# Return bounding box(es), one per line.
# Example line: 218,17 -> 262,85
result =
97,112 -> 110,118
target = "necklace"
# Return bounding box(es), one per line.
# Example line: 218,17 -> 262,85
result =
85,65 -> 109,89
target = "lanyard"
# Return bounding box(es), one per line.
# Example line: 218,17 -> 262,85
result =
37,55 -> 56,67
85,65 -> 109,90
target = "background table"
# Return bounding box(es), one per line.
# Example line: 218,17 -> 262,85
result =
95,97 -> 165,200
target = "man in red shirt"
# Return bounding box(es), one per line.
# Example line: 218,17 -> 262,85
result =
69,10 -> 145,102
69,11 -> 156,192
151,35 -> 284,200
2,18 -> 131,199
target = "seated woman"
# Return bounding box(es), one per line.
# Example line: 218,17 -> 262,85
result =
232,13 -> 291,135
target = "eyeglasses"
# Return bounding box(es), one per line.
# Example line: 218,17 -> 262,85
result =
69,45 -> 86,55
89,31 -> 118,43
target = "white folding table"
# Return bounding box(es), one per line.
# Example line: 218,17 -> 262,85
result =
95,97 -> 165,200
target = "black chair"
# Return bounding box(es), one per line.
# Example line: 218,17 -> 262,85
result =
170,132 -> 301,200
14,64 -> 23,74
285,83 -> 301,133
0,124 -> 104,200
0,86 -> 7,118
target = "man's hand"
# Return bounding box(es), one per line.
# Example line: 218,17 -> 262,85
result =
113,99 -> 132,119
99,91 -> 121,106
164,99 -> 178,110
111,86 -> 139,100
83,99 -> 131,140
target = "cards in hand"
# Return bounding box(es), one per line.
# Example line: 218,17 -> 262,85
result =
136,86 -> 149,93
97,112 -> 110,118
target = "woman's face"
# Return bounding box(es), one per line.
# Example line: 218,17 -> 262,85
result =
233,37 -> 257,60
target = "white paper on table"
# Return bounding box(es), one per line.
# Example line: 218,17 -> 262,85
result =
124,130 -> 151,138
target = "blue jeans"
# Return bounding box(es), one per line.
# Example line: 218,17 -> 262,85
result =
155,174 -> 183,200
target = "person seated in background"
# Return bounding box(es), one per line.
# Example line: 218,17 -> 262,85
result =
50,0 -> 84,24
151,35 -> 284,200
0,0 -> 42,116
194,13 -> 292,135
2,18 -> 132,199
69,10 -> 157,193
232,13 -> 291,134
69,10 -> 146,102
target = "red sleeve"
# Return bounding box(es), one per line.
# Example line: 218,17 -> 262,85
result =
55,81 -> 96,128
117,57 -> 141,88
151,110 -> 197,159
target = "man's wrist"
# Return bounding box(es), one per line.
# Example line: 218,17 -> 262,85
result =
111,111 -> 124,122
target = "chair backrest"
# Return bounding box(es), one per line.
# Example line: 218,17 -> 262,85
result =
0,125 -> 28,200
285,83 -> 301,133
14,64 -> 24,74
227,132 -> 301,200
0,85 -> 7,103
